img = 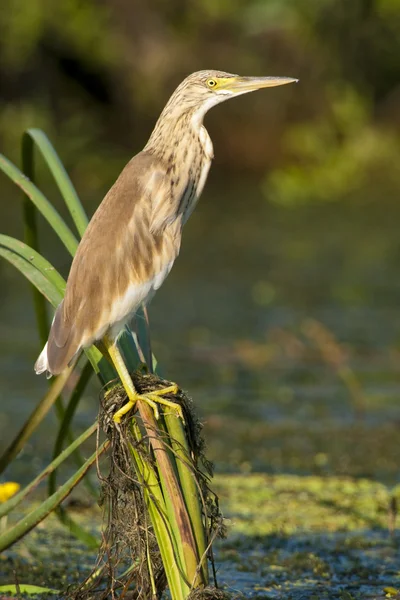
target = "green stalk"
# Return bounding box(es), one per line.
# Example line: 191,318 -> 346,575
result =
0,584 -> 59,595
53,505 -> 99,549
164,412 -> 209,586
135,401 -> 200,591
49,360 -> 97,502
0,154 -> 78,256
48,361 -> 94,495
0,423 -> 97,519
129,420 -> 186,600
135,305 -> 158,372
22,129 -> 89,237
147,415 -> 190,594
0,234 -> 66,295
21,136 -> 49,345
0,440 -> 109,552
119,327 -> 143,367
0,366 -> 73,475
0,242 -> 64,307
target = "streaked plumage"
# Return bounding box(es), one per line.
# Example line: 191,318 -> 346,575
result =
35,69 -> 297,377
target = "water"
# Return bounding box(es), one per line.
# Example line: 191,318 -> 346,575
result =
1,184 -> 400,482
2,183 -> 400,597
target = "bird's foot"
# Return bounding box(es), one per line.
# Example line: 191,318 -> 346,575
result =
113,384 -> 183,423
144,384 -> 183,420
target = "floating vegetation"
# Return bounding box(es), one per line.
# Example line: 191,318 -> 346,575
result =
2,474 -> 400,598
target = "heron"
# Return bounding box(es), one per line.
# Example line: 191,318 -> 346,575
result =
35,69 -> 297,422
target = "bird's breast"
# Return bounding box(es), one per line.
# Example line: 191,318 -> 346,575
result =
105,256 -> 175,340
179,153 -> 211,225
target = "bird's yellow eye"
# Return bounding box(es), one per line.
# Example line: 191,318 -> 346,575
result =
207,78 -> 217,89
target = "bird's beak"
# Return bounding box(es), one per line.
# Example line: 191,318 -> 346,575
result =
224,76 -> 298,94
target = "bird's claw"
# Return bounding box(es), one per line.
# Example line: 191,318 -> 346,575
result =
112,384 -> 183,423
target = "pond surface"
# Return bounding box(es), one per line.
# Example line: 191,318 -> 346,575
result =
1,181 -> 400,597
2,474 -> 400,598
1,183 -> 400,480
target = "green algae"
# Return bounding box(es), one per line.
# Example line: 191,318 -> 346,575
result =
214,474 -> 400,598
214,474 -> 395,537
1,474 -> 399,598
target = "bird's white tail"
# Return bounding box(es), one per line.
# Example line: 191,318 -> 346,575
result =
34,343 -> 51,378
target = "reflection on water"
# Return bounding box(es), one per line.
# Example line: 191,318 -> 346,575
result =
1,182 -> 400,482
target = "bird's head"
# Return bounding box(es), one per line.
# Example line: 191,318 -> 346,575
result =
147,69 -> 298,151
166,70 -> 298,122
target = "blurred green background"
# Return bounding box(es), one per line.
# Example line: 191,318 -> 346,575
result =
1,0 -> 400,482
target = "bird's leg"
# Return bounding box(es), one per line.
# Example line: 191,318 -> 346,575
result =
103,335 -> 183,423
104,335 -> 142,422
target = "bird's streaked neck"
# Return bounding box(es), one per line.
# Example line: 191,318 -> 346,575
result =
145,93 -> 219,157
190,95 -> 221,130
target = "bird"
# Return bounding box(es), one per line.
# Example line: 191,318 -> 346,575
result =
34,69 -> 297,422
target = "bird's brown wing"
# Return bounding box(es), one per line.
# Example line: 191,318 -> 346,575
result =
45,300 -> 78,373
44,151 -> 172,375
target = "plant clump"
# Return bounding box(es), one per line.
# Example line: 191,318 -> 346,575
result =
72,371 -> 226,599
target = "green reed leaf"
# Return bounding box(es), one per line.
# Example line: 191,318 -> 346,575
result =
0,153 -> 78,256
22,129 -> 89,237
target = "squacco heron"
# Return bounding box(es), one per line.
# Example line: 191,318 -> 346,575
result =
35,70 -> 297,422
